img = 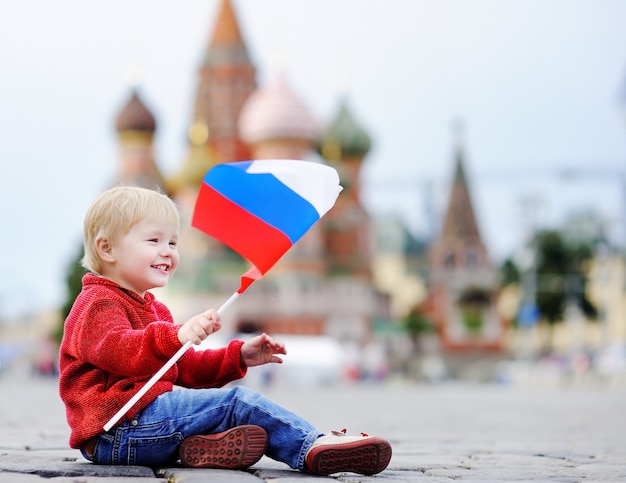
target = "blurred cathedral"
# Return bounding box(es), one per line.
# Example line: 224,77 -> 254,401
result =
110,0 -> 507,378
112,0 -> 387,345
425,127 -> 505,358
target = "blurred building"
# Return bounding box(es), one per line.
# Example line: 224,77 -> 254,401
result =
110,1 -> 527,381
114,89 -> 165,190
112,0 -> 388,349
420,129 -> 507,378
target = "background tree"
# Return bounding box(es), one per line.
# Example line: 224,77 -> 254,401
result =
534,230 -> 597,325
52,245 -> 86,345
499,258 -> 520,286
402,305 -> 435,352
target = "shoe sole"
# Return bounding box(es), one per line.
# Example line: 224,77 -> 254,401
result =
179,425 -> 268,469
307,437 -> 392,475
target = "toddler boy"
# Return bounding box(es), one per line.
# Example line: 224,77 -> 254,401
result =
59,186 -> 391,475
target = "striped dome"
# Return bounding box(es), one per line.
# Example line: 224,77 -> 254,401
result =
321,99 -> 371,158
239,75 -> 318,143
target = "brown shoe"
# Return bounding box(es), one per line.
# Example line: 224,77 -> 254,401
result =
305,429 -> 392,476
179,425 -> 268,469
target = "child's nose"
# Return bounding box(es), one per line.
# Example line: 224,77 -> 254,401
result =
160,245 -> 174,256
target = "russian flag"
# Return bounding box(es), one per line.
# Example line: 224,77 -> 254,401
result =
192,159 -> 342,292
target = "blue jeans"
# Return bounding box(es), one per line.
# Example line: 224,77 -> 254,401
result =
81,385 -> 323,469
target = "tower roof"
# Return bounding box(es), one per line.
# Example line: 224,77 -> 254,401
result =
115,90 -> 156,133
238,75 -> 318,143
321,98 -> 371,159
204,0 -> 251,66
440,143 -> 482,241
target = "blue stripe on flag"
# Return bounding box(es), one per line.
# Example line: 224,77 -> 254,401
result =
203,162 -> 320,244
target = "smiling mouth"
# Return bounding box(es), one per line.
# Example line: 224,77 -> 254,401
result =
152,264 -> 170,272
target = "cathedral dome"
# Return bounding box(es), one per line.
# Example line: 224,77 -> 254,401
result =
238,75 -> 318,143
320,99 -> 371,159
115,90 -> 156,133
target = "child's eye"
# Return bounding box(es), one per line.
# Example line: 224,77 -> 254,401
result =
169,241 -> 178,248
148,238 -> 159,243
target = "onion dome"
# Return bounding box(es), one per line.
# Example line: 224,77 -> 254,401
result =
320,99 -> 371,160
115,90 -> 156,133
238,75 -> 318,143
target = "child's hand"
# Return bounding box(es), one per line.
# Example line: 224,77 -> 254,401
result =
177,309 -> 221,345
240,333 -> 286,367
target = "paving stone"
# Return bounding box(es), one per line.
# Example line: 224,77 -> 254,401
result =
2,375 -> 626,482
0,473 -> 166,483
254,467 -> 333,482
570,463 -> 626,480
391,453 -> 465,471
0,450 -> 156,478
158,467 -> 262,483
0,463 -> 156,480
338,470 -> 438,482
460,452 -> 577,469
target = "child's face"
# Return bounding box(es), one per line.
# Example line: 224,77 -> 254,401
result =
103,218 -> 179,296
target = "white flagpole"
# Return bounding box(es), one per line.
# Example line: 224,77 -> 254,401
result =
103,292 -> 241,432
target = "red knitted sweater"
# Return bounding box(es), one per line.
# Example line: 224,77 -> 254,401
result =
59,273 -> 247,449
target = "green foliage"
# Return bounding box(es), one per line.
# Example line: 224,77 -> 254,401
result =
534,230 -> 597,324
500,258 -> 520,286
460,305 -> 483,332
403,306 -> 435,337
458,287 -> 491,333
53,244 -> 87,345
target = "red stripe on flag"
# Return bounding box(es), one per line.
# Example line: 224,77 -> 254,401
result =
192,182 -> 293,275
239,266 -> 262,294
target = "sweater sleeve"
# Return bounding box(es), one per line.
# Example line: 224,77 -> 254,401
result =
175,339 -> 247,388
76,298 -> 182,378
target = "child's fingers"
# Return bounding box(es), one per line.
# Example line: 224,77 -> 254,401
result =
200,309 -> 221,333
262,333 -> 286,354
179,309 -> 221,345
203,308 -> 220,322
195,319 -> 215,339
186,327 -> 202,345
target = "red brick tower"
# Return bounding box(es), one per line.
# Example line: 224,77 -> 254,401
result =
189,0 -> 256,165
167,0 -> 258,293
319,98 -> 373,279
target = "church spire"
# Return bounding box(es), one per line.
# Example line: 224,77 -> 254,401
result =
423,123 -> 504,353
191,0 -> 256,163
205,0 -> 251,66
428,122 -> 489,272
440,126 -> 482,242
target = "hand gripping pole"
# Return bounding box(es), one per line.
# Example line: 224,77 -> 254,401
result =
103,292 -> 240,431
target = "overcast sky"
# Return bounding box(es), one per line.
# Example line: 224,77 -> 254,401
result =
1,0 -> 626,317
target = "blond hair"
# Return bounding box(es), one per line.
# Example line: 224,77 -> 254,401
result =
81,186 -> 180,274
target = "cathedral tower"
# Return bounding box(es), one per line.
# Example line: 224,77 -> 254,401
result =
190,0 -> 256,165
428,130 -> 488,275
167,0 -> 258,293
319,98 -> 373,278
426,125 -> 504,354
114,89 -> 165,190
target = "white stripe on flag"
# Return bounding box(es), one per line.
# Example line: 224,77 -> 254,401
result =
246,159 -> 342,217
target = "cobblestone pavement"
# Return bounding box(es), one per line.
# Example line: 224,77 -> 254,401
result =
1,373 -> 626,482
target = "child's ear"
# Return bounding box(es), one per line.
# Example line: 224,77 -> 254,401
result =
96,237 -> 115,263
